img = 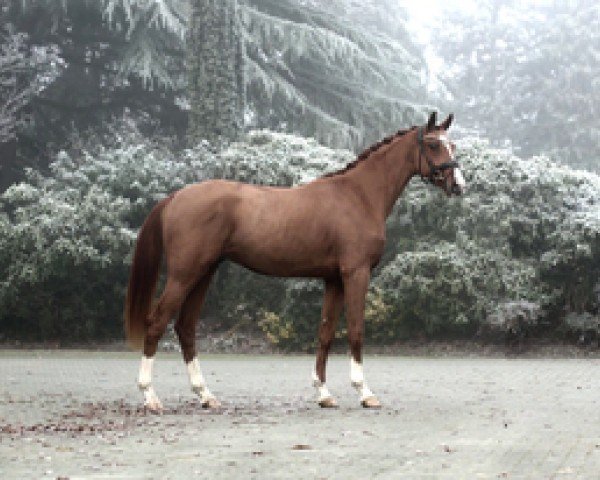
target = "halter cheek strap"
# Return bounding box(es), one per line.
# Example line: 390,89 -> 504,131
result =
417,127 -> 459,184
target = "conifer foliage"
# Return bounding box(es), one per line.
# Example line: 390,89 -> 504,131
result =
434,0 -> 600,172
187,0 -> 245,144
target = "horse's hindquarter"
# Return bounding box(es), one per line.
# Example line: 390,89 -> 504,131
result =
162,180 -> 239,267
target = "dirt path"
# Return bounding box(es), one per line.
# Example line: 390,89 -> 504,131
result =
0,351 -> 598,479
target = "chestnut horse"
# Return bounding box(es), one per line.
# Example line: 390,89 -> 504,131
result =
124,112 -> 466,410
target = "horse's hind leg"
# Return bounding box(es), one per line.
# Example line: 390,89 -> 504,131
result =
174,267 -> 220,409
313,279 -> 343,408
138,276 -> 193,412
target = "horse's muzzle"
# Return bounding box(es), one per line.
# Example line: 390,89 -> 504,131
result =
450,167 -> 467,196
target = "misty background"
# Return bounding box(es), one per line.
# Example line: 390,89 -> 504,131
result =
0,0 -> 598,349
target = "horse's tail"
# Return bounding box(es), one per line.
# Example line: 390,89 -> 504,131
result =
124,195 -> 173,350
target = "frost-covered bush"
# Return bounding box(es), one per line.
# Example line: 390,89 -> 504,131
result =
258,280 -> 324,351
484,301 -> 544,332
202,130 -> 352,186
478,301 -> 545,348
374,241 -> 546,339
0,119 -> 202,341
454,140 -> 600,318
371,139 -> 600,343
1,125 -> 598,346
563,312 -> 600,346
0,122 -> 349,342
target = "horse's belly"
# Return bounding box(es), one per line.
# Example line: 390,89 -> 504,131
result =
225,243 -> 338,278
216,183 -> 341,277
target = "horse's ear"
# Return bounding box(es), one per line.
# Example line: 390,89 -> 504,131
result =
440,113 -> 454,130
426,112 -> 437,131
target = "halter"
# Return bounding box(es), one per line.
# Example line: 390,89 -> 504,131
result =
417,127 -> 459,184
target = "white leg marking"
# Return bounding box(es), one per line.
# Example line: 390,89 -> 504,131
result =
350,357 -> 374,401
187,357 -> 218,406
187,357 -> 206,391
454,167 -> 466,189
138,355 -> 163,411
138,355 -> 154,389
312,369 -> 333,402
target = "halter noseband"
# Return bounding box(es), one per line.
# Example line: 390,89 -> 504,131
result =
417,127 -> 459,184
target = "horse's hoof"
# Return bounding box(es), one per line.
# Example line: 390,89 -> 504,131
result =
144,400 -> 164,413
361,396 -> 381,409
201,396 -> 222,409
318,396 -> 339,408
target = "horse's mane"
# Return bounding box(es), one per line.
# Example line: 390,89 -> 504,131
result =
322,127 -> 417,178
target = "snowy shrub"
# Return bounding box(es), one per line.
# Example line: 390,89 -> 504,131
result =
484,301 -> 544,332
364,139 -> 600,344
563,312 -> 600,346
1,124 -> 599,346
374,241 -> 546,340
258,280 -> 323,351
0,122 -> 349,342
452,140 -> 600,318
478,301 -> 545,347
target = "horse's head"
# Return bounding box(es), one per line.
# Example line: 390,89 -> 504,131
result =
416,112 -> 466,196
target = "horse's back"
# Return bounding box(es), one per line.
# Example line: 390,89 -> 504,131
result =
165,179 -> 299,225
167,178 -> 339,224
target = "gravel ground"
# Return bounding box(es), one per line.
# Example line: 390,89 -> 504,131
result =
0,350 -> 599,479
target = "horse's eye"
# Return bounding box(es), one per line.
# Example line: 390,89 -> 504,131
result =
429,142 -> 440,150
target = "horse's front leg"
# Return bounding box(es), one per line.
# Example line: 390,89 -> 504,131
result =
342,265 -> 381,408
313,279 -> 344,408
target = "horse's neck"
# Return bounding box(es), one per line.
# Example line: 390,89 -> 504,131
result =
345,136 -> 415,220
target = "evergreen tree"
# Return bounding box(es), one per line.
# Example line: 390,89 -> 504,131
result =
243,0 -> 429,149
187,0 -> 245,144
5,0 -> 431,164
3,0 -> 188,189
0,24 -> 63,188
434,0 -> 600,171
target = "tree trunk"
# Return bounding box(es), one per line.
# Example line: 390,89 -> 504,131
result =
187,0 -> 245,146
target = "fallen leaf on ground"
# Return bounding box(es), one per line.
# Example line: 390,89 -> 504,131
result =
292,444 -> 312,450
